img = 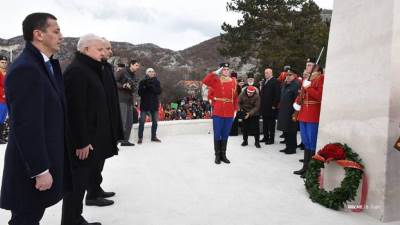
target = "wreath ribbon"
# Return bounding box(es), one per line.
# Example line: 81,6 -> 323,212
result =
312,154 -> 368,212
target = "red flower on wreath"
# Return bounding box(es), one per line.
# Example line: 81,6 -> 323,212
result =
318,143 -> 346,161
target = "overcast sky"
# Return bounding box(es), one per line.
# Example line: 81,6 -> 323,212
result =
1,0 -> 334,51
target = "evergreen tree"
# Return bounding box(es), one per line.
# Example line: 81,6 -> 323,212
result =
220,0 -> 330,74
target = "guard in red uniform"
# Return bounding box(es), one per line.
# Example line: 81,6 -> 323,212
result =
203,63 -> 238,164
293,65 -> 324,177
0,55 -> 8,144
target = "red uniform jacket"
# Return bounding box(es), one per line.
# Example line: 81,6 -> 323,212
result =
207,87 -> 214,107
0,71 -> 6,103
296,75 -> 324,123
278,71 -> 287,84
203,72 -> 238,118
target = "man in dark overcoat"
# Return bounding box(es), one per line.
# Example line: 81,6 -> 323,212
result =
277,70 -> 300,154
260,68 -> 281,144
61,34 -> 118,225
0,12 -> 71,225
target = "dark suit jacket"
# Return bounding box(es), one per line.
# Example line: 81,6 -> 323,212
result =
260,77 -> 281,119
0,42 -> 70,211
63,52 -> 118,168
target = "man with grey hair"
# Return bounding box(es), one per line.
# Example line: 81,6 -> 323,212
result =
84,37 -> 124,207
62,33 -> 117,225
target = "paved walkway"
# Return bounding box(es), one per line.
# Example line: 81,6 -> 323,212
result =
1,134 -> 399,225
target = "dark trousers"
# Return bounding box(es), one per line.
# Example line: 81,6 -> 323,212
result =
61,161 -> 102,225
262,117 -> 276,141
242,130 -> 260,143
138,110 -> 158,139
86,159 -> 106,199
9,209 -> 45,225
229,116 -> 239,136
285,131 -> 297,153
120,101 -> 133,142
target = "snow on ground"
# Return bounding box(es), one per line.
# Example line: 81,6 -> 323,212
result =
0,133 -> 399,225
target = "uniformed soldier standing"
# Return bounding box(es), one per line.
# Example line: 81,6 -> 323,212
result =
203,63 -> 238,164
293,65 -> 324,178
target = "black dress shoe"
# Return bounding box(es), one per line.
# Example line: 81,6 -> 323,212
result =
255,142 -> 261,148
284,150 -> 296,154
100,191 -> 115,198
85,197 -> 114,207
151,137 -> 162,142
297,143 -> 305,150
279,148 -> 287,152
280,140 -> 286,144
76,216 -> 102,225
299,159 -> 304,162
241,140 -> 248,146
265,140 -> 274,145
279,133 -> 285,138
260,137 -> 267,142
121,141 -> 135,146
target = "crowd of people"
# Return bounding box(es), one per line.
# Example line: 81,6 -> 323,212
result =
162,97 -> 212,121
0,12 -> 325,225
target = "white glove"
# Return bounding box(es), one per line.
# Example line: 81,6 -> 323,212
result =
214,67 -> 223,75
293,102 -> 301,111
233,111 -> 237,118
302,80 -> 311,88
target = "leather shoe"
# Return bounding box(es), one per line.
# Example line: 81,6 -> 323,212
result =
101,190 -> 115,198
76,216 -> 102,225
151,137 -> 162,142
120,141 -> 135,146
279,148 -> 287,153
85,197 -> 114,207
280,140 -> 286,144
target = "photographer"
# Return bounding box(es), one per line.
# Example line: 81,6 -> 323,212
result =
137,68 -> 162,144
238,85 -> 261,148
115,60 -> 140,146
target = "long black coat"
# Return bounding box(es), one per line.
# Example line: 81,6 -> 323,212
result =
277,81 -> 300,132
102,62 -> 124,142
0,42 -> 70,211
138,76 -> 162,112
260,77 -> 281,119
63,52 -> 118,168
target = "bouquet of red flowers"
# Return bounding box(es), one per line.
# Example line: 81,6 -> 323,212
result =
317,143 -> 346,161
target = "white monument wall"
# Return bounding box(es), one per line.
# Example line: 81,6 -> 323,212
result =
318,0 -> 400,222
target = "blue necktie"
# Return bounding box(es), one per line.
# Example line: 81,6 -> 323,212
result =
45,61 -> 54,77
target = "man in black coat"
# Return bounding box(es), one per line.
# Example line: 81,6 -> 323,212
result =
260,68 -> 281,145
61,34 -> 118,225
277,70 -> 300,154
84,38 -> 124,207
137,68 -> 162,144
0,13 -> 71,225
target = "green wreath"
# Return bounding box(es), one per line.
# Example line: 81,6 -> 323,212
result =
304,143 -> 364,210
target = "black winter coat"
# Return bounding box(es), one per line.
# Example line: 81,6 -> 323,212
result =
63,52 -> 118,167
138,76 -> 162,112
1,42 -> 71,211
102,62 -> 124,142
277,81 -> 300,132
260,77 -> 281,119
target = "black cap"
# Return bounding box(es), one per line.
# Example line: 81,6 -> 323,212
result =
219,63 -> 229,68
306,57 -> 316,64
117,63 -> 125,68
287,69 -> 297,75
0,55 -> 8,61
247,72 -> 254,79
